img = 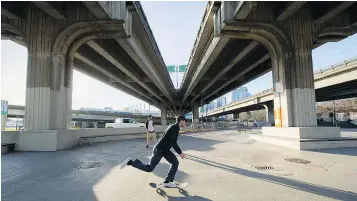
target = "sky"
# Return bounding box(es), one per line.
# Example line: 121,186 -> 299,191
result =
1,1 -> 357,110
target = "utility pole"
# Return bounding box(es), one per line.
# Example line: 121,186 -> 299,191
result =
333,100 -> 336,127
176,66 -> 179,89
201,95 -> 204,127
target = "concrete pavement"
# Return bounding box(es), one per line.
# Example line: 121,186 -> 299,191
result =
2,129 -> 357,201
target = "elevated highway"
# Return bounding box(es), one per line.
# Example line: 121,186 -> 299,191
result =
180,1 -> 357,110
6,105 -> 175,124
1,1 -> 177,130
204,57 -> 357,118
179,1 -> 357,140
2,1 -> 357,151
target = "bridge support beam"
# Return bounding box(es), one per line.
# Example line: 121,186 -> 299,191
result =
271,10 -> 318,128
257,6 -> 341,149
211,2 -> 356,150
233,112 -> 240,119
192,103 -> 199,130
160,104 -> 167,126
24,5 -> 72,130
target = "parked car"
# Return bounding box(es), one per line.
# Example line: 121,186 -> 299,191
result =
232,119 -> 240,125
105,118 -> 145,128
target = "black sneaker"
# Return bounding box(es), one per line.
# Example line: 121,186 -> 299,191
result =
146,145 -> 149,148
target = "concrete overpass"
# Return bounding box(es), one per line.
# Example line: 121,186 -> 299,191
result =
1,1 -> 177,130
204,57 -> 357,120
2,1 -> 357,151
179,1 -> 357,149
180,1 -> 357,120
6,105 -> 175,125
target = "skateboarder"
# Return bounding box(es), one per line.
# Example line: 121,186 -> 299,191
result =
145,115 -> 156,148
119,115 -> 186,188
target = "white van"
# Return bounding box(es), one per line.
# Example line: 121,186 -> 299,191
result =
105,118 -> 145,128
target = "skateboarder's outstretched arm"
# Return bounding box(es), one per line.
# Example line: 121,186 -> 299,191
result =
170,127 -> 185,158
171,132 -> 182,155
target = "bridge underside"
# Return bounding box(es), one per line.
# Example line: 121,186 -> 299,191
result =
205,78 -> 357,118
187,39 -> 271,106
181,1 -> 357,130
316,80 -> 357,102
1,1 -> 357,136
1,1 -> 178,130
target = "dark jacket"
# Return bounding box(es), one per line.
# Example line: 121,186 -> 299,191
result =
154,123 -> 182,154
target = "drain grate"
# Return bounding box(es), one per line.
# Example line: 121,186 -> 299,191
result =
254,165 -> 274,170
285,158 -> 310,164
77,161 -> 103,169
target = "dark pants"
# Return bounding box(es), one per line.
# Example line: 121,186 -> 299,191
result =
132,148 -> 179,182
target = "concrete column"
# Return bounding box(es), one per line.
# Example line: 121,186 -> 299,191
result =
272,8 -> 317,128
263,103 -> 274,125
214,115 -> 219,121
160,104 -> 167,126
233,112 -> 240,119
24,5 -> 73,130
192,103 -> 199,129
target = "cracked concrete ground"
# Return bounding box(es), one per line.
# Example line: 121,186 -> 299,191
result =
2,129 -> 357,201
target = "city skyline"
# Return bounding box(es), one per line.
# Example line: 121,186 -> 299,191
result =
1,2 -> 357,111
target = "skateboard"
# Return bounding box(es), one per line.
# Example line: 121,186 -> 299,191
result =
149,182 -> 189,189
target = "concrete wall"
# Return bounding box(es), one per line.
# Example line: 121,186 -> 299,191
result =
1,126 -> 169,152
1,131 -> 19,144
262,127 -> 341,139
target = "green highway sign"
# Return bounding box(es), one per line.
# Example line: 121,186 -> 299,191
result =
1,100 -> 8,116
166,65 -> 187,72
167,65 -> 176,72
178,65 -> 186,72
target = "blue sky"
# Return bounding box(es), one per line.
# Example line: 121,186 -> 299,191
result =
1,1 -> 357,109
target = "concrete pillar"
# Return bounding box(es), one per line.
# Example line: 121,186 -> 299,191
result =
160,104 -> 167,126
24,5 -> 72,130
233,112 -> 240,119
214,115 -> 219,121
272,8 -> 317,128
263,103 -> 274,125
192,103 -> 199,129
261,6 -> 340,145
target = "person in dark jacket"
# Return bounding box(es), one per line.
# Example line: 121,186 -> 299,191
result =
119,115 -> 186,188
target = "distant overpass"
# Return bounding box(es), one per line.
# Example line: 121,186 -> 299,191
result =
6,105 -> 175,124
204,57 -> 357,117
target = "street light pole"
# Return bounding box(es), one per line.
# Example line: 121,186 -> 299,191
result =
86,110 -> 88,128
333,100 -> 336,127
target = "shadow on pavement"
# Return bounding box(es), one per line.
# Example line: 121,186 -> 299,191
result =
309,148 -> 357,156
341,128 -> 357,133
179,135 -> 225,152
184,154 -> 357,201
139,156 -> 189,183
1,139 -> 151,201
154,187 -> 212,201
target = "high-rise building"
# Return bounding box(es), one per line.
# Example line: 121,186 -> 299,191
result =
216,97 -> 226,108
232,87 -> 251,102
207,102 -> 215,111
